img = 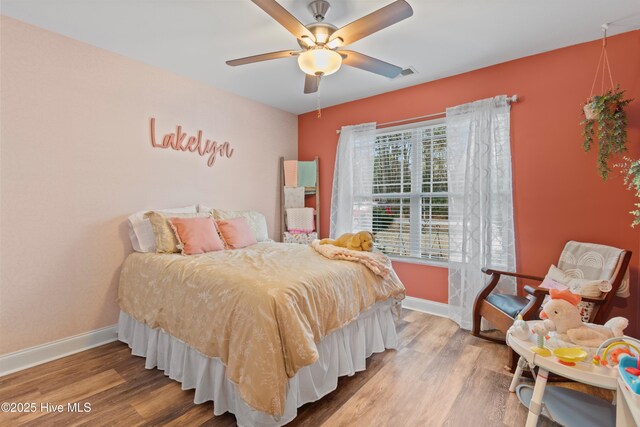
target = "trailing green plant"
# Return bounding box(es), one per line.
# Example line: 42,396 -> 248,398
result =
582,85 -> 633,180
622,157 -> 640,227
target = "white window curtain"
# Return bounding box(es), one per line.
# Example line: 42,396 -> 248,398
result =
330,123 -> 376,238
446,95 -> 517,330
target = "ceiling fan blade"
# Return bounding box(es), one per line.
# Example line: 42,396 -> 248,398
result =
340,50 -> 403,78
226,50 -> 299,66
304,74 -> 320,94
251,0 -> 315,41
329,0 -> 413,47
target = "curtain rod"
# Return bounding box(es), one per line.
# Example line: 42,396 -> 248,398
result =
336,94 -> 519,134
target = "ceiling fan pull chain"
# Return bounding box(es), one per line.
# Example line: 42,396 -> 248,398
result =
317,89 -> 322,118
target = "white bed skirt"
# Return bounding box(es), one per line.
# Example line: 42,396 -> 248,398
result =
118,299 -> 399,427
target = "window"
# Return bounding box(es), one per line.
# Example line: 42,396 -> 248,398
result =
352,120 -> 448,262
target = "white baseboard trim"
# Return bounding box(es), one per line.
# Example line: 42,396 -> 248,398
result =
402,296 -> 449,318
0,324 -> 118,377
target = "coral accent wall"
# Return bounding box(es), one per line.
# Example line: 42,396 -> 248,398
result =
0,16 -> 297,355
299,30 -> 640,336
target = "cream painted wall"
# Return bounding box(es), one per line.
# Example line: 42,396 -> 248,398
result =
0,16 -> 297,355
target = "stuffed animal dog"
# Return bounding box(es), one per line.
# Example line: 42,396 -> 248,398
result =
319,231 -> 374,252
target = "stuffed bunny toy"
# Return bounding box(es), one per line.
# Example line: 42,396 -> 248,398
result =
540,289 -> 627,348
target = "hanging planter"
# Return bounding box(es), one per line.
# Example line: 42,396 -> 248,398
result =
581,26 -> 633,181
582,86 -> 632,180
583,101 -> 597,120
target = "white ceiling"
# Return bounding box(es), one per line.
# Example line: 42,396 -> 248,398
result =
2,0 -> 639,114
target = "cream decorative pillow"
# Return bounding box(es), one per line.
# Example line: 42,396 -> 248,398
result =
212,209 -> 269,242
128,205 -> 197,252
145,211 -> 211,253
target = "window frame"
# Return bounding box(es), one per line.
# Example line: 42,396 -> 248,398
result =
365,118 -> 449,267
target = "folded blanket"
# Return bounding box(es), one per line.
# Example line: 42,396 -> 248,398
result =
298,161 -> 317,187
286,207 -> 315,232
284,160 -> 298,187
311,239 -> 391,278
284,186 -> 305,209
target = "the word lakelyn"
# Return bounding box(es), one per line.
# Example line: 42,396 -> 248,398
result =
150,118 -> 234,167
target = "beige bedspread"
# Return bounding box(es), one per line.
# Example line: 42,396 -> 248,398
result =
118,242 -> 405,416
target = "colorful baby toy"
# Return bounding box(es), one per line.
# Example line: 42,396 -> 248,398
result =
553,347 -> 588,366
618,353 -> 640,395
593,337 -> 640,368
531,323 -> 551,357
509,314 -> 531,341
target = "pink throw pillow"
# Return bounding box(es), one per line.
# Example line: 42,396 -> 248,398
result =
216,217 -> 257,249
168,216 -> 225,255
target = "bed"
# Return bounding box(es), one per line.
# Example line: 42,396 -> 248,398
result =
117,242 -> 405,426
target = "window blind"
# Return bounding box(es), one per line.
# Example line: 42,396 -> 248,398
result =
352,122 -> 449,261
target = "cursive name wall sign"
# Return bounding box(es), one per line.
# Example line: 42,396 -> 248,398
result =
150,118 -> 234,167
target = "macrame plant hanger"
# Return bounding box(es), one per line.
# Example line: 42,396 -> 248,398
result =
586,24 -> 615,119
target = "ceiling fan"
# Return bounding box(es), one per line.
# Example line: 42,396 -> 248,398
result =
226,0 -> 413,94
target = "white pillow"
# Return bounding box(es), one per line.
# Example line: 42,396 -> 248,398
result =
546,265 -> 612,298
197,204 -> 213,213
128,205 -> 197,252
213,209 -> 269,242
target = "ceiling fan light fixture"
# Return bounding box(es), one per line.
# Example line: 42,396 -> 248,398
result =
300,35 -> 316,48
298,48 -> 342,76
315,32 -> 330,44
325,37 -> 343,49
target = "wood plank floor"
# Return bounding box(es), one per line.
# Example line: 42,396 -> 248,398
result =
0,310 -> 613,426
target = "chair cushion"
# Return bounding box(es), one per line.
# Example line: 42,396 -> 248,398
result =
558,241 -> 628,297
486,293 -> 529,318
